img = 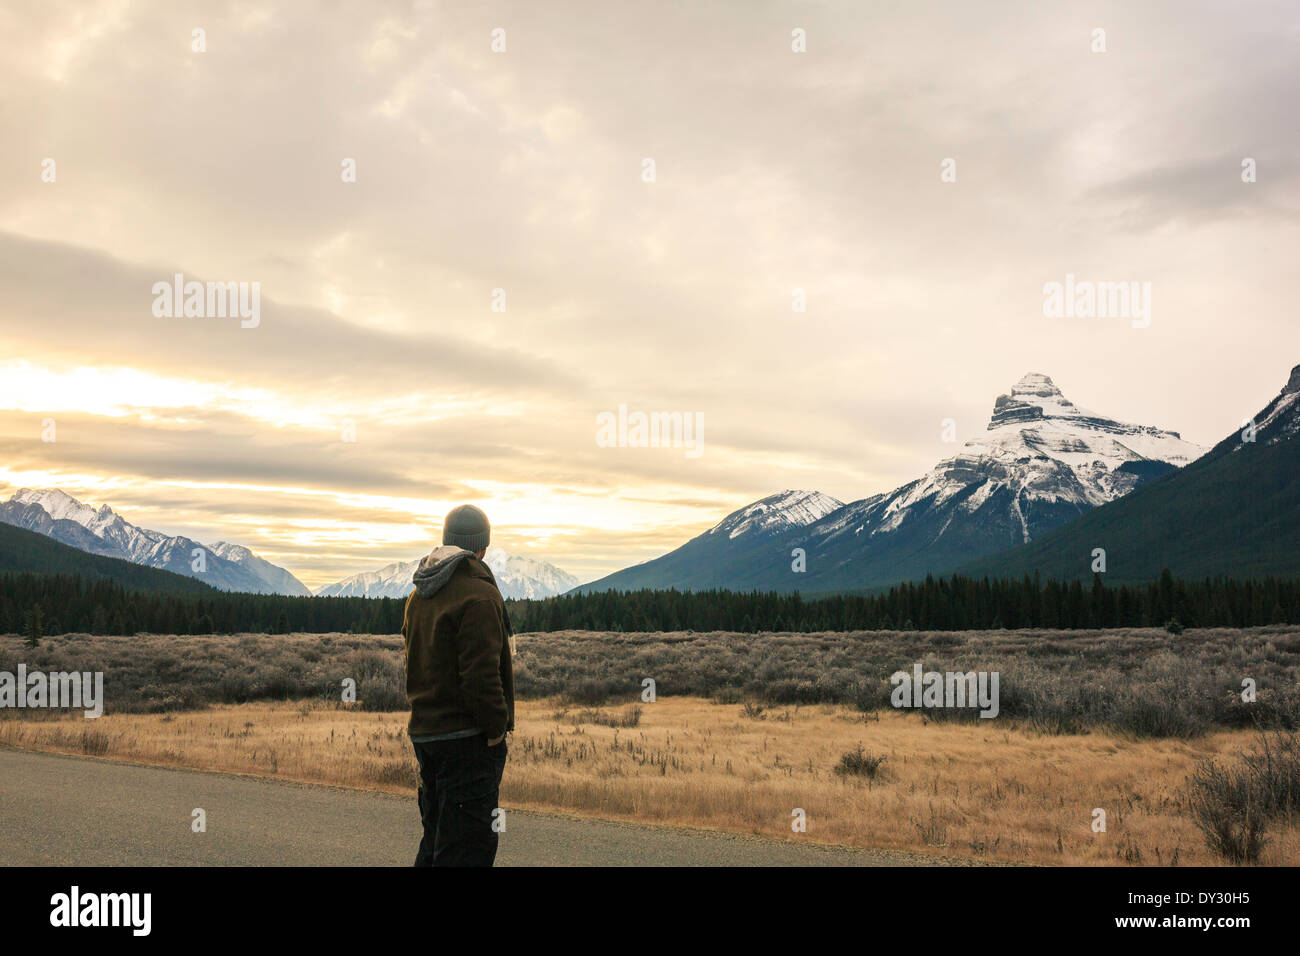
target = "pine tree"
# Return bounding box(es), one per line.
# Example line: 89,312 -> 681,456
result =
24,603 -> 44,647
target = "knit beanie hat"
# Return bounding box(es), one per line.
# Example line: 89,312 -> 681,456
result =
442,504 -> 491,552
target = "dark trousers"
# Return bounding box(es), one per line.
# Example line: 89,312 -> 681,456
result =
413,733 -> 508,867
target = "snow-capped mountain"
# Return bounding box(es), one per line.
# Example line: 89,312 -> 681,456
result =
316,557 -> 420,599
576,489 -> 844,593
315,546 -> 580,600
488,548 -> 584,599
962,363 -> 1300,583
815,372 -> 1202,548
581,374 -> 1205,593
0,489 -> 310,595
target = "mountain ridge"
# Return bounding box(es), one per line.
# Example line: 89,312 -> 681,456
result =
574,489 -> 844,594
0,489 -> 311,595
579,373 -> 1204,594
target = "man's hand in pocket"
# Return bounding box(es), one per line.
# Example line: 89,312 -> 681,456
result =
487,733 -> 505,746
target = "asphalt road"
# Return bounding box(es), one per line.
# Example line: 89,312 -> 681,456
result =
0,748 -> 964,867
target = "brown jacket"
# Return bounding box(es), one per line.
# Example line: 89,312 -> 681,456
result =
401,548 -> 514,740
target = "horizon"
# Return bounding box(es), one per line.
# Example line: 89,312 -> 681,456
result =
4,360 -> 1292,590
3,1 -> 1299,588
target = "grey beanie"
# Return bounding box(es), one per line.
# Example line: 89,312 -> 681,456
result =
442,504 -> 491,552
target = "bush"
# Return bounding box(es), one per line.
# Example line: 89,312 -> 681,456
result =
356,677 -> 407,712
1242,729 -> 1300,816
79,727 -> 112,757
6,627 -> 1300,738
564,678 -> 622,706
1188,761 -> 1269,863
1188,730 -> 1300,863
834,743 -> 887,779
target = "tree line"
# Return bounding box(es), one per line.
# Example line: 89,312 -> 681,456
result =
3,568 -> 1299,639
509,570 -> 1296,633
0,572 -> 405,639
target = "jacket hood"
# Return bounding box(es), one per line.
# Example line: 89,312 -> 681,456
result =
412,545 -> 483,598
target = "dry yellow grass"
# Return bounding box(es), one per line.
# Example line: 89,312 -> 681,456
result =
2,696 -> 1294,866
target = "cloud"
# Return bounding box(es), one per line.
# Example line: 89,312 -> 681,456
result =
2,0 -> 1299,585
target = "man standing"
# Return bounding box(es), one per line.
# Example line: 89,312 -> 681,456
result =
402,504 -> 514,867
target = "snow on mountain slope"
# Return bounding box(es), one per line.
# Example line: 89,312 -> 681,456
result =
869,372 -> 1201,536
12,488 -> 101,526
0,498 -> 120,557
486,548 -> 582,599
960,362 -> 1300,583
970,373 -> 1200,493
314,547 -> 579,600
313,558 -> 419,599
0,489 -> 310,595
808,373 -> 1201,548
1230,364 -> 1300,451
209,541 -> 312,596
705,490 -> 845,540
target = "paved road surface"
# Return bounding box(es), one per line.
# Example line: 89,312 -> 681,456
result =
0,748 -> 965,867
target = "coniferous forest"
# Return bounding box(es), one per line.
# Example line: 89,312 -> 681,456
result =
2,568 -> 1298,637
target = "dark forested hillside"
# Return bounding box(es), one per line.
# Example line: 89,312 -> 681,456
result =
0,521 -> 216,594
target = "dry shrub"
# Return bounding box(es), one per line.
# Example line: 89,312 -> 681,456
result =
78,727 -> 112,756
1188,730 -> 1300,863
4,627 -> 1300,739
833,743 -> 887,779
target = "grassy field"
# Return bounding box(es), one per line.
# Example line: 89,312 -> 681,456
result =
3,627 -> 1298,865
1,696 -> 1295,866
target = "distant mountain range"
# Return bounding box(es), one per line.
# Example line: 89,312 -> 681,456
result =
959,364 -> 1300,582
0,488 -> 582,601
0,489 -> 311,595
315,546 -> 581,600
8,366 -> 1294,601
579,373 -> 1206,594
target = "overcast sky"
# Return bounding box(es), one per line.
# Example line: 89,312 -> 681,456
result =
1,0 -> 1297,588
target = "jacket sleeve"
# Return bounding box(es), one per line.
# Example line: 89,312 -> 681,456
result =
456,598 -> 509,739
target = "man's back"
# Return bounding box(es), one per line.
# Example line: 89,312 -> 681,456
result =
402,547 -> 514,742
